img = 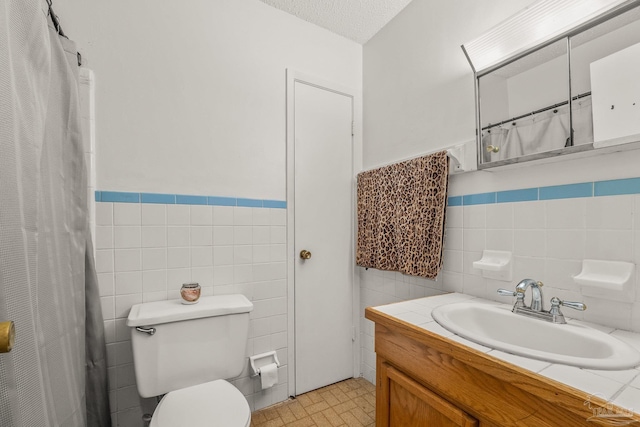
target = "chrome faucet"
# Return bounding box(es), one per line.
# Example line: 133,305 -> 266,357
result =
515,279 -> 544,311
497,279 -> 586,324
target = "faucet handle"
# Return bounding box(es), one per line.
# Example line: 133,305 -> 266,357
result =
497,288 -> 526,309
550,297 -> 587,312
497,289 -> 517,297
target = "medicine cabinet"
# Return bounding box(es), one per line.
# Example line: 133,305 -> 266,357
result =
463,0 -> 640,169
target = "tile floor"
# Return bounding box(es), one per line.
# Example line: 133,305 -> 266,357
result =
250,377 -> 376,427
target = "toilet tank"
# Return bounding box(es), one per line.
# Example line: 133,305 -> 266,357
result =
127,294 -> 253,398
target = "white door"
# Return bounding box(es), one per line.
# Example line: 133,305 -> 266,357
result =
293,80 -> 354,395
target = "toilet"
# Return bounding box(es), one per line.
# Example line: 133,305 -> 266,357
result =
126,294 -> 253,427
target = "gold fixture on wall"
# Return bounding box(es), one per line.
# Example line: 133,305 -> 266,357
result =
0,321 -> 15,353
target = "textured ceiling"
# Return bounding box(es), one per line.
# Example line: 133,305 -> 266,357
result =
259,0 -> 414,44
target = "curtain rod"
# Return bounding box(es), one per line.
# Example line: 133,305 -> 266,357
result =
46,0 -> 82,66
361,145 -> 465,174
482,91 -> 592,131
46,0 -> 66,39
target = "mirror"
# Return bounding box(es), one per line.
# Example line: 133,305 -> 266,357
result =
479,39 -> 570,164
473,2 -> 640,169
572,5 -> 640,147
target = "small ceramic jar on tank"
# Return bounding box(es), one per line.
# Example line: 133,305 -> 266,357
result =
180,283 -> 201,304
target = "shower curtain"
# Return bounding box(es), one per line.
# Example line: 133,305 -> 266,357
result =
0,1 -> 110,426
482,96 -> 594,162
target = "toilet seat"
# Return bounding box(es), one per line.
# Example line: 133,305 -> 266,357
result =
150,380 -> 250,427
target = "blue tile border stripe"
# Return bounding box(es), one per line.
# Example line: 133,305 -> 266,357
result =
95,191 -> 286,209
99,191 -> 140,203
463,192 -> 496,206
447,176 -> 640,207
447,196 -> 462,207
595,177 -> 640,197
539,183 -> 593,200
98,176 -> 640,210
141,193 -> 176,204
237,198 -> 263,208
176,195 -> 208,205
497,188 -> 538,203
263,200 -> 287,209
208,196 -> 236,207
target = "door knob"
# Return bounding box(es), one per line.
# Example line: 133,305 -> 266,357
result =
300,250 -> 312,260
0,321 -> 15,353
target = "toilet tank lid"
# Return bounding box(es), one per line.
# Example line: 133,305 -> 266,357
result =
126,294 -> 253,327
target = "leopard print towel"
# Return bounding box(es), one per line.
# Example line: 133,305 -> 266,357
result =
356,151 -> 449,279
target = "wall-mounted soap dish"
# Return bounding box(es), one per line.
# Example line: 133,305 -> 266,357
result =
472,250 -> 512,281
573,259 -> 635,302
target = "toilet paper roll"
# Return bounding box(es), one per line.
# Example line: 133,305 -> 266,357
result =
260,363 -> 278,389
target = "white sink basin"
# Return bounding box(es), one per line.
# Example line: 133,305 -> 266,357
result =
432,302 -> 640,370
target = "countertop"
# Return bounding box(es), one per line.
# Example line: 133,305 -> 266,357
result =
371,292 -> 640,416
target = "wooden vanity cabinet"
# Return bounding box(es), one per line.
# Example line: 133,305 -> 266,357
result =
380,362 -> 478,427
365,307 -> 640,427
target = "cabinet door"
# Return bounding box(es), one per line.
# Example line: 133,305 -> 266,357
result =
380,363 -> 478,427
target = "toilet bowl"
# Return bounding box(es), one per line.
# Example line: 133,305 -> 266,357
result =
150,380 -> 250,427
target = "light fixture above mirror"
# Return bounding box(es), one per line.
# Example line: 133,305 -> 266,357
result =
462,0 -> 634,75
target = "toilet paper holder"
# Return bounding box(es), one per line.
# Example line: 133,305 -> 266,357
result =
249,351 -> 281,377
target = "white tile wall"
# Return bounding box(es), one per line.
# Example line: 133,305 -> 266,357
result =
359,267 -> 446,384
360,195 -> 640,388
96,203 -> 290,425
456,195 -> 640,331
439,195 -> 640,331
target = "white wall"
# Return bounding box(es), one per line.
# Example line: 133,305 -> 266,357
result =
363,0 -> 534,169
505,52 -> 568,117
55,0 -> 362,200
53,1 -> 362,426
478,73 -> 510,125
